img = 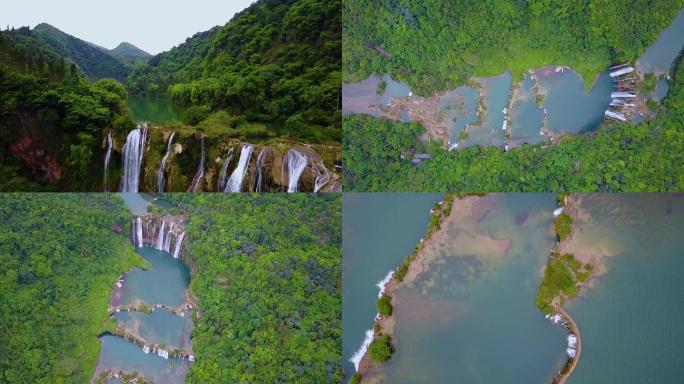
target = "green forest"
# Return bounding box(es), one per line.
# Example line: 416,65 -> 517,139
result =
0,0 -> 340,191
164,193 -> 342,383
344,0 -> 684,95
343,51 -> 684,192
0,194 -> 144,383
128,0 -> 341,141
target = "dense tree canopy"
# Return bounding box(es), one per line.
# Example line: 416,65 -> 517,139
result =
343,54 -> 684,192
163,193 -> 342,383
0,194 -> 143,383
128,0 -> 341,141
344,0 -> 684,95
0,29 -> 135,191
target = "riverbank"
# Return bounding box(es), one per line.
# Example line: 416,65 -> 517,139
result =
353,194 -> 497,383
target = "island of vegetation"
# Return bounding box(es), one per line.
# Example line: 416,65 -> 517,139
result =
0,0 -> 341,191
343,2 -> 684,192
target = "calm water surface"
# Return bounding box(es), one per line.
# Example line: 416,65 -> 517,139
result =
342,193 -> 443,381
380,194 -> 567,384
637,8 -> 684,76
128,96 -> 185,123
510,74 -> 544,146
566,194 -> 684,383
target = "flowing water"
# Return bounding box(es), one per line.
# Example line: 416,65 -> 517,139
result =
342,193 -> 444,381
509,74 -> 545,146
562,194 -> 684,383
460,71 -> 512,148
128,96 -> 185,124
156,132 -> 176,192
225,144 -> 254,192
104,130 -> 114,191
187,135 -> 205,192
253,148 -> 269,192
217,148 -> 234,192
121,124 -> 148,193
285,149 -> 307,193
654,77 -> 671,101
94,196 -> 193,383
637,7 -> 684,76
535,69 -> 613,135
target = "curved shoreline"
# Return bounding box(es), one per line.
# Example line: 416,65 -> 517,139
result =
552,306 -> 581,384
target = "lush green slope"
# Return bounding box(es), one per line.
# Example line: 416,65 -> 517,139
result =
343,0 -> 684,95
128,0 -> 341,141
108,42 -> 151,68
32,23 -> 131,82
343,54 -> 684,192
0,28 -> 135,191
0,194 -> 144,383
164,193 -> 342,383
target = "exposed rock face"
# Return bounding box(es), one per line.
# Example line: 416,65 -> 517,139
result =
10,135 -> 62,181
107,125 -> 341,192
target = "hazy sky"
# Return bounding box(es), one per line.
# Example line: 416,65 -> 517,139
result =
0,0 -> 256,54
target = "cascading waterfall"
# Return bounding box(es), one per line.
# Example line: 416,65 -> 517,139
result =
173,232 -> 185,259
350,270 -> 395,371
163,222 -> 174,253
136,217 -> 143,248
253,148 -> 269,192
103,130 -> 113,191
224,144 -> 254,192
284,149 -> 307,193
121,123 -> 148,193
187,135 -> 206,192
313,161 -> 330,192
217,148 -> 234,192
156,132 -> 176,192
156,220 -> 166,250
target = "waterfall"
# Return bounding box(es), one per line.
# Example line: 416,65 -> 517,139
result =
173,232 -> 185,259
187,135 -> 206,192
217,148 -> 234,192
136,217 -> 143,248
121,123 -> 148,192
350,270 -> 395,371
284,149 -> 307,193
103,130 -> 113,191
312,161 -> 330,192
156,132 -> 176,192
156,220 -> 166,250
253,148 -> 269,192
163,223 -> 174,253
224,144 -> 254,192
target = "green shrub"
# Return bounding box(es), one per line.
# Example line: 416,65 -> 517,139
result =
377,80 -> 387,94
555,213 -> 573,241
350,373 -> 362,384
376,294 -> 393,316
182,105 -> 211,125
368,335 -> 394,363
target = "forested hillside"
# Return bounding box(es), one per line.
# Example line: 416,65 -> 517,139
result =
0,28 -> 135,191
128,0 -> 341,141
164,194 -> 342,383
108,42 -> 151,68
343,54 -> 684,192
344,0 -> 684,94
32,23 -> 132,82
0,194 -> 144,383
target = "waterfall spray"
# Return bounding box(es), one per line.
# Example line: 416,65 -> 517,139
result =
163,222 -> 174,253
187,135 -> 206,192
225,144 -> 254,192
218,148 -> 234,192
156,220 -> 166,250
284,149 -> 307,193
173,232 -> 185,259
253,148 -> 269,192
121,123 -> 148,192
312,161 -> 330,192
136,217 -> 143,248
103,130 -> 113,191
156,132 -> 176,192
